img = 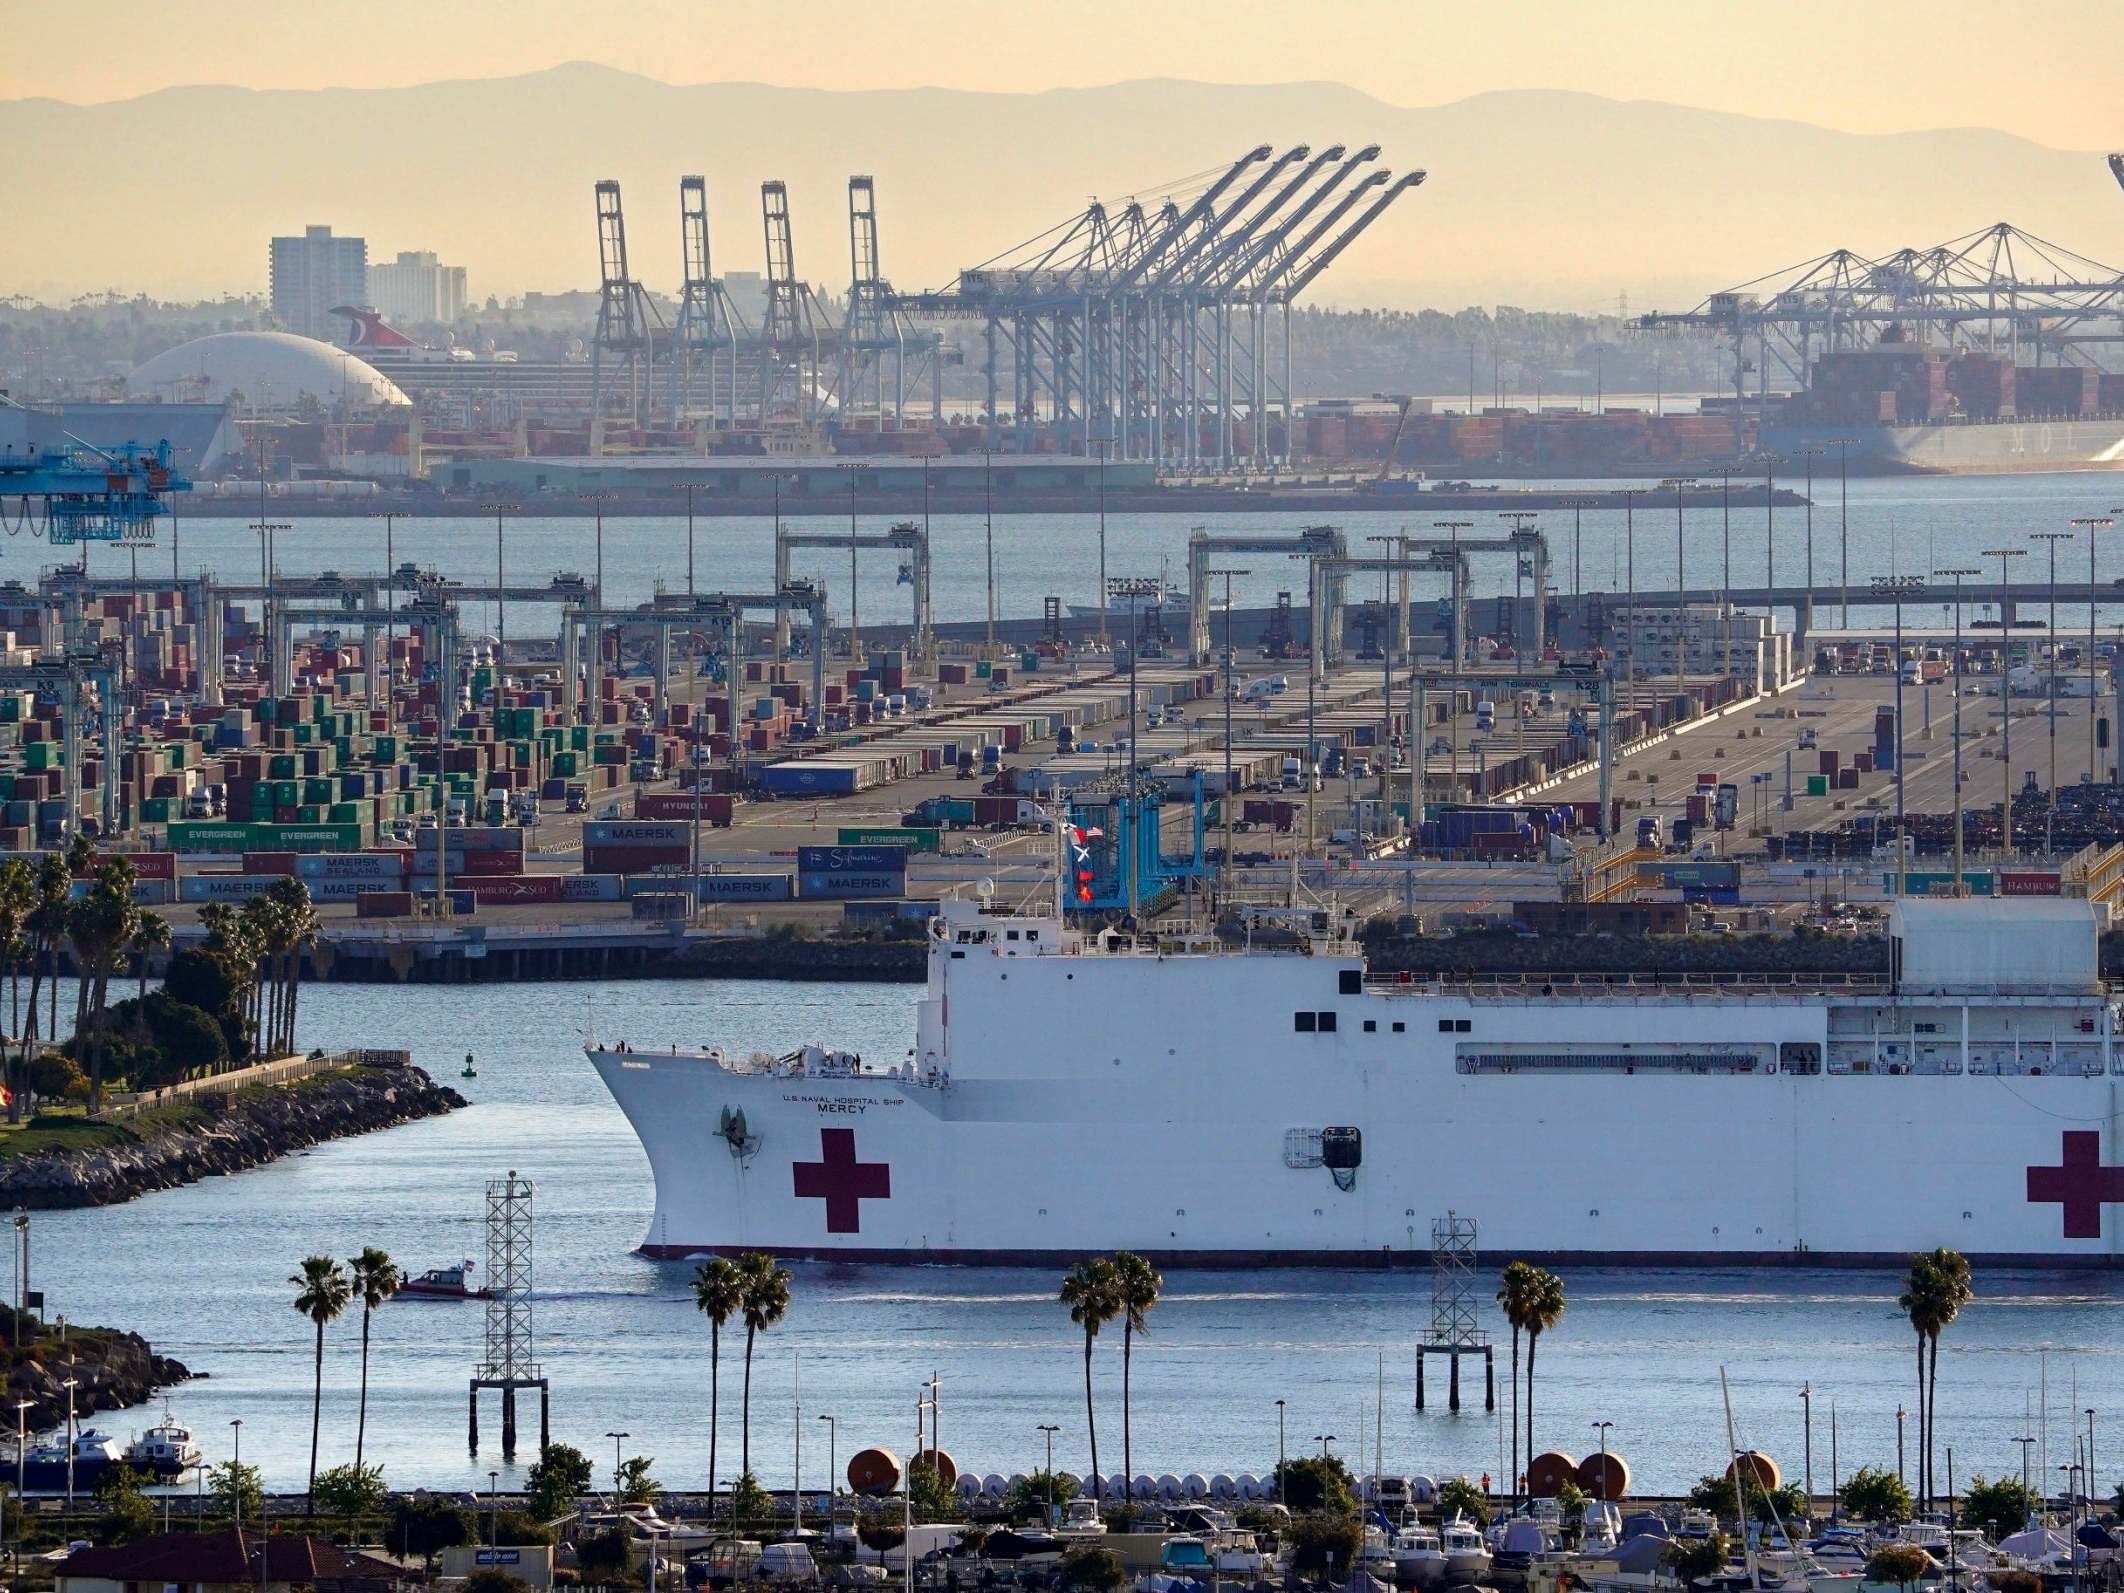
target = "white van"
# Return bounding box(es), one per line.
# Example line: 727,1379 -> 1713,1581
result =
1474,700 -> 1496,732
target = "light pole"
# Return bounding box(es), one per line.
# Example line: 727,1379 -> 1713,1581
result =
1616,488 -> 1647,700
838,463 -> 869,664
1873,576 -> 1920,895
983,448 -> 998,653
492,501 -> 511,662
908,1389 -> 937,1592
1097,438 -> 1111,650
1368,535 -> 1399,810
1799,1382 -> 1813,1517
1896,1405 -> 1905,1489
817,1414 -> 837,1506
488,1469 -> 501,1545
1589,1421 -> 1615,1502
1314,1433 -> 1336,1461
2032,529 -> 2074,807
1432,521 -> 1472,670
1828,437 -> 1857,627
1276,1400 -> 1287,1506
1109,577 -> 1162,918
2071,516 -> 2115,786
1936,568 -> 1980,892
1037,1423 -> 1061,1526
1983,547 -> 2027,855
605,1430 -> 630,1501
1660,477 -> 1697,696
1209,567 -> 1251,907
1798,446 -> 1824,615
2086,1408 -> 2096,1519
1564,496 -> 1595,604
229,1418 -> 244,1528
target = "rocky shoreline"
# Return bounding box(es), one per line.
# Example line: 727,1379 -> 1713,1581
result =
9,1321 -> 192,1433
0,1063 -> 464,1209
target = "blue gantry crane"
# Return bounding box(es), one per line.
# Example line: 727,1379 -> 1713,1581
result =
0,435 -> 189,544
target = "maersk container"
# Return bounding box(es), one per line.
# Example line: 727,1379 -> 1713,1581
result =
694,873 -> 794,902
797,870 -> 905,899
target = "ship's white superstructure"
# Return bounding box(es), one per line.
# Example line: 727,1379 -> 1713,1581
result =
590,896 -> 2124,1265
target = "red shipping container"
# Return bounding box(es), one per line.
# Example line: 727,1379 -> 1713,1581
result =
454,850 -> 527,877
634,791 -> 734,825
356,890 -> 414,918
243,851 -> 300,875
582,844 -> 693,874
117,852 -> 177,881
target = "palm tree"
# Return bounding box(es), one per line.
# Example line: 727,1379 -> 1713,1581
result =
69,863 -> 138,1107
1059,1256 -> 1120,1489
1522,1267 -> 1567,1478
0,860 -> 33,1121
734,1252 -> 791,1481
1913,1248 -> 1972,1509
347,1248 -> 402,1474
291,1254 -> 352,1514
1496,1260 -> 1542,1503
131,911 -> 170,1005
1112,1251 -> 1162,1489
16,850 -> 70,1112
1896,1255 -> 1936,1506
691,1257 -> 745,1507
266,878 -> 319,1054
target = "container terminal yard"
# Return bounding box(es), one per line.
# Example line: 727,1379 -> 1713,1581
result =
4,451 -> 2124,980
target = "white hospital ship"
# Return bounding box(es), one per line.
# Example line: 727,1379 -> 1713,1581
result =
590,895 -> 2124,1266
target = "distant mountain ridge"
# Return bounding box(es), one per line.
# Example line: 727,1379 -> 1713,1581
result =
7,64 -> 2120,312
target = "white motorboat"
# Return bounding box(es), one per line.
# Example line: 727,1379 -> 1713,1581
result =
1056,1498 -> 1108,1537
122,1412 -> 202,1477
1441,1517 -> 1493,1581
1391,1526 -> 1447,1587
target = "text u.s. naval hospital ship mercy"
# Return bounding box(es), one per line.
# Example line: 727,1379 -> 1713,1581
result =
591,892 -> 2124,1266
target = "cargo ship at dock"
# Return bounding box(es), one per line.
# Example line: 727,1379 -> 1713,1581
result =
591,893 -> 2124,1268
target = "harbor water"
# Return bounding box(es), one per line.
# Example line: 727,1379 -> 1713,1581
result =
128,470 -> 2124,643
39,974 -> 2124,1499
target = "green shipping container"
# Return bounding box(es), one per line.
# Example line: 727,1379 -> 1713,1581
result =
142,797 -> 170,822
841,826 -> 941,854
169,821 -> 256,852
22,742 -> 56,771
269,755 -> 297,780
1806,775 -> 1828,797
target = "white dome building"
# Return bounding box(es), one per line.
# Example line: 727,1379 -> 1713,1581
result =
127,331 -> 410,411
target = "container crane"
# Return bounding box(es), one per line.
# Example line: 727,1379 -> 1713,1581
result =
0,434 -> 188,545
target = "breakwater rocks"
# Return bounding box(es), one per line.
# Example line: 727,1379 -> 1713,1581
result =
0,1064 -> 464,1209
8,1320 -> 191,1431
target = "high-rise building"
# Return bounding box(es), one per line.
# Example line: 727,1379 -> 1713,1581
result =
269,224 -> 368,340
368,250 -> 469,328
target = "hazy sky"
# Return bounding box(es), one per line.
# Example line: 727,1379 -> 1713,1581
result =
7,0 -> 2120,150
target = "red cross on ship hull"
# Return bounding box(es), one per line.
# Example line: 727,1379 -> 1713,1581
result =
792,1127 -> 892,1234
2028,1131 -> 2124,1240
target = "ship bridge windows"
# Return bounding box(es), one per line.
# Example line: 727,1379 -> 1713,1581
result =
1438,1018 -> 1472,1033
1780,1042 -> 1822,1075
1457,1046 -> 1768,1075
1295,1011 -> 1341,1033
1339,969 -> 1363,995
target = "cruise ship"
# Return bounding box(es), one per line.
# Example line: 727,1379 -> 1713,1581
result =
590,894 -> 2124,1266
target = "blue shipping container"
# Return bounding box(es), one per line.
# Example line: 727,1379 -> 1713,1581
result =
757,762 -> 858,797
797,870 -> 905,899
797,844 -> 911,873
695,873 -> 795,902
